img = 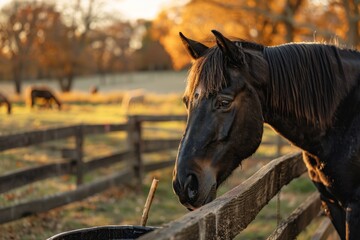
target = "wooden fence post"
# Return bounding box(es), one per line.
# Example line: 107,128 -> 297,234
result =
127,115 -> 143,188
75,125 -> 84,186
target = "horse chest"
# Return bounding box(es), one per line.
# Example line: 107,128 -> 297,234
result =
303,154 -> 331,187
304,148 -> 360,207
303,152 -> 348,204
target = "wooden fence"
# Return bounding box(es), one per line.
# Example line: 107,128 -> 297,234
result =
0,115 -> 186,224
1,114 -> 334,239
138,152 -> 338,240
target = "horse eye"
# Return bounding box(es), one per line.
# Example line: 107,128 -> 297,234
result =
194,92 -> 199,99
216,98 -> 232,109
220,100 -> 230,107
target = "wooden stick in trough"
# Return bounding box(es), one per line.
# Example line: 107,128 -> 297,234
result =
140,178 -> 159,226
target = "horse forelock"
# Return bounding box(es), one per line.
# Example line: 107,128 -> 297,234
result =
185,39 -> 266,105
185,47 -> 228,105
264,43 -> 350,129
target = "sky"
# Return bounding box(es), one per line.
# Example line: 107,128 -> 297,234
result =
0,0 -> 173,21
111,0 -> 171,20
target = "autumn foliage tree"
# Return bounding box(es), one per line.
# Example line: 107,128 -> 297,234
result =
90,20 -> 135,79
152,0 -> 360,70
43,0 -> 98,92
0,0 -> 359,92
0,0 -> 156,93
0,1 -> 53,94
0,0 -> 99,93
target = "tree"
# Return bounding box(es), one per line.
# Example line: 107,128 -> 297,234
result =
51,0 -> 98,92
35,4 -> 72,80
152,0 -> 308,69
90,20 -> 134,77
0,1 -> 53,94
36,0 -> 104,92
131,20 -> 173,70
330,0 -> 360,47
152,0 -> 359,69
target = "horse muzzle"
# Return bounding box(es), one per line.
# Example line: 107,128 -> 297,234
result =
172,168 -> 217,210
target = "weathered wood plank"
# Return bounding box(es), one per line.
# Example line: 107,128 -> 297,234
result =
139,152 -> 306,240
0,169 -> 134,224
142,139 -> 180,153
0,161 -> 74,194
85,151 -> 132,171
0,124 -> 127,152
311,218 -> 339,240
267,192 -> 321,240
0,151 -> 131,193
82,123 -> 128,135
75,126 -> 84,186
61,148 -> 77,159
0,126 -> 77,151
143,160 -> 175,172
127,116 -> 143,187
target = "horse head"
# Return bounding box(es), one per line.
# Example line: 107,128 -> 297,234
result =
173,30 -> 267,210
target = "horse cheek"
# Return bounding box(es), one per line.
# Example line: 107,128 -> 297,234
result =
218,109 -> 236,141
235,97 -> 263,158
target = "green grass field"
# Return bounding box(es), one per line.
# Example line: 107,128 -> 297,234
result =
0,92 -> 322,240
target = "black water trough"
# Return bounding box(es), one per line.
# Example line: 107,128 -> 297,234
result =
47,225 -> 157,240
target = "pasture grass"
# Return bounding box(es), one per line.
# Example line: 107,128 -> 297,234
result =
0,93 -> 323,240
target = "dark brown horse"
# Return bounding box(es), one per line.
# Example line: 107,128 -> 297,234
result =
0,92 -> 11,114
173,30 -> 360,240
27,86 -> 62,110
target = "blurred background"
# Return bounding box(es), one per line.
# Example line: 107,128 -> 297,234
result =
0,0 -> 357,239
0,0 -> 358,95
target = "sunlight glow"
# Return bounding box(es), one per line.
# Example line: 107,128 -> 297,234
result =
108,0 -> 171,20
0,0 -> 173,20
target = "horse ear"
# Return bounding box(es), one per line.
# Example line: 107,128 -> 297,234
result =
179,32 -> 208,59
211,30 -> 245,64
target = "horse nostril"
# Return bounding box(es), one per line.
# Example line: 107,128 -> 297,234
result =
184,174 -> 199,203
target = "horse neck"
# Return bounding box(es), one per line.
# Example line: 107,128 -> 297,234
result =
260,44 -> 360,155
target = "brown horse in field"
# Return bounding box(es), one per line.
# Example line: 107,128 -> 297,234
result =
26,86 -> 62,110
0,92 -> 11,114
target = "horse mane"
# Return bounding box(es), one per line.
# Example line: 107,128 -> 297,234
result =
186,39 -> 352,129
264,43 -> 349,128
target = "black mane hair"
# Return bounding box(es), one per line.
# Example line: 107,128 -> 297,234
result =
186,39 -> 354,129
264,43 -> 350,129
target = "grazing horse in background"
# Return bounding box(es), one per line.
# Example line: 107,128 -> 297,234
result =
172,30 -> 360,240
26,86 -> 62,110
0,92 -> 11,114
90,85 -> 98,94
121,89 -> 145,114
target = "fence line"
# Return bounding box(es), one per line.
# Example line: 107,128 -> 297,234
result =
0,115 -> 305,240
0,115 -> 185,224
138,151 -> 337,240
139,152 -> 307,240
267,192 -> 321,240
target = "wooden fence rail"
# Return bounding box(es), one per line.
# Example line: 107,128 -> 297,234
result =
139,152 -> 337,240
139,152 -> 306,240
0,115 -> 185,224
